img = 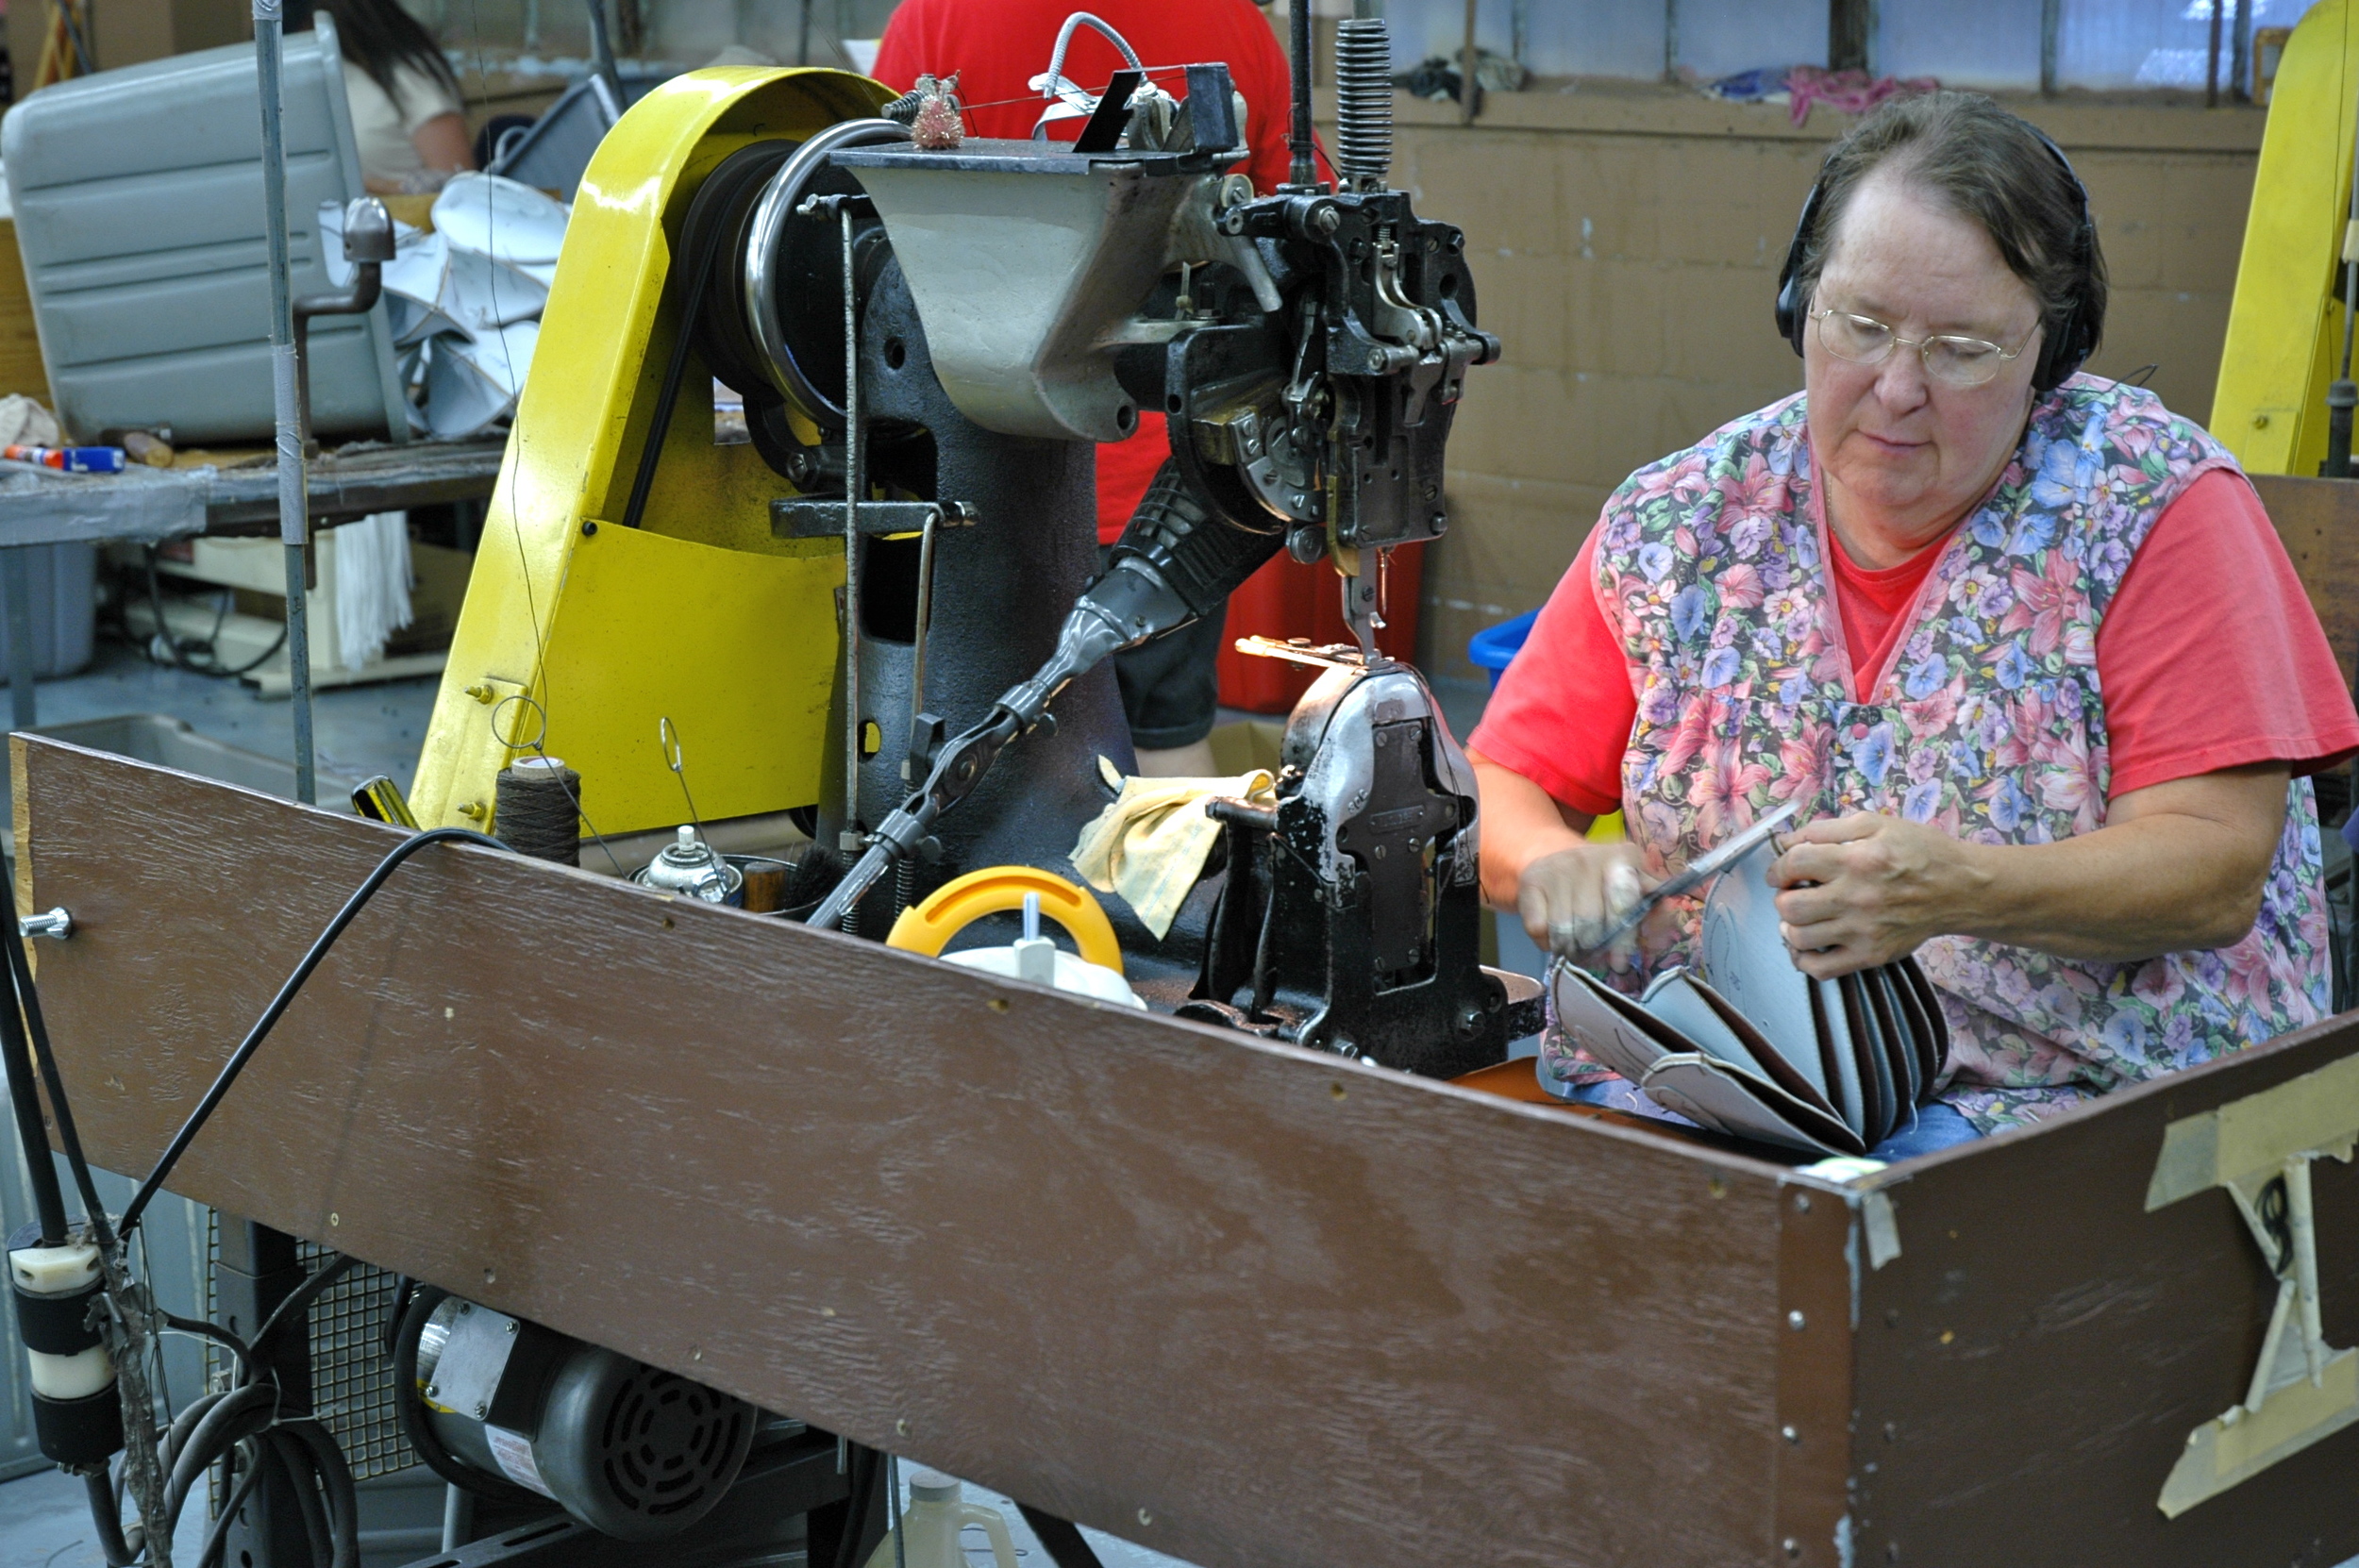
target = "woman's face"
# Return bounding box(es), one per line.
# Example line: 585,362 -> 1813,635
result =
1804,167 -> 2047,563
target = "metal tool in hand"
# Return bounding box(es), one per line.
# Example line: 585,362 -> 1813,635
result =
1583,798 -> 1801,954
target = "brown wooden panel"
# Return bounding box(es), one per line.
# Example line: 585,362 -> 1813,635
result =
1849,1013 -> 2359,1567
16,737 -> 1812,1568
2254,473 -> 2359,692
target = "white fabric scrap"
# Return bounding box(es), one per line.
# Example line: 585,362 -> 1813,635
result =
1072,755 -> 1277,940
0,394 -> 61,448
331,510 -> 414,670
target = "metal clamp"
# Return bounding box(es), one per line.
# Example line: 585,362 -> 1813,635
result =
18,908 -> 71,941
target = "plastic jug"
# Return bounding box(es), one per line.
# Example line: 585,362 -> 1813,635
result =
862,1469 -> 1020,1568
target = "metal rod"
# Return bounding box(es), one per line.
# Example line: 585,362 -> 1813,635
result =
2288,1157 -> 2325,1387
1288,0 -> 1314,187
840,207 -> 863,860
2,548 -> 37,731
2207,0 -> 2223,107
887,1452 -> 908,1568
257,0 -> 315,803
1459,0 -> 1479,125
2039,0 -> 2060,96
908,505 -> 939,778
2231,0 -> 2251,103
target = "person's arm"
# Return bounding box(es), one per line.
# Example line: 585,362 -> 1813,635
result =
410,113 -> 474,176
1766,763 -> 2289,976
1471,749 -> 1654,954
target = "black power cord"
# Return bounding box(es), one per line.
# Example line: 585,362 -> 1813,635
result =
120,826 -> 504,1234
11,825 -> 503,1563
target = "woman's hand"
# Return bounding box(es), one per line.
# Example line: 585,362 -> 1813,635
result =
1767,814 -> 1987,977
1518,842 -> 1658,959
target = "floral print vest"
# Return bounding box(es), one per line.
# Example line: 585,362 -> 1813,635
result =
1551,375 -> 2330,1133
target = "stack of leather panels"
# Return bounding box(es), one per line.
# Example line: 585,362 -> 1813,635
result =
1547,837 -> 1947,1157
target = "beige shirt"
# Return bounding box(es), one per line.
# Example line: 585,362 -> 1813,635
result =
342,58 -> 462,186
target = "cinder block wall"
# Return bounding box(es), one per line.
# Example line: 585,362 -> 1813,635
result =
1361,86 -> 2267,680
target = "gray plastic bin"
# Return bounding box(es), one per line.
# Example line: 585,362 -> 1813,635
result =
0,14 -> 409,445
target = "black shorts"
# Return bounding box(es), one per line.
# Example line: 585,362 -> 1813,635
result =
1100,545 -> 1227,750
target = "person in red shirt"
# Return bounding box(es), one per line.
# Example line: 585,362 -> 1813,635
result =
875,0 -> 1324,776
1469,93 -> 2359,1151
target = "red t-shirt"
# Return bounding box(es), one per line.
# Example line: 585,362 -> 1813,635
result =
1468,469 -> 2359,816
875,0 -> 1322,543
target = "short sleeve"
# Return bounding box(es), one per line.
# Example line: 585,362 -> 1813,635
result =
1465,528 -> 1639,817
387,62 -> 461,135
2098,468 -> 2359,795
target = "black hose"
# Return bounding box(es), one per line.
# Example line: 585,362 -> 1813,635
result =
0,959 -> 67,1241
194,1446 -> 269,1568
161,1310 -> 254,1377
82,1467 -> 136,1567
259,1426 -> 333,1568
164,1384 -> 274,1526
120,827 -> 505,1235
246,1254 -> 354,1373
276,1416 -> 361,1568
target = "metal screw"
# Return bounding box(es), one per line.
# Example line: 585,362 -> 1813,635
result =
1782,1425 -> 1799,1444
426,1384 -> 439,1400
327,1212 -> 339,1226
1794,1193 -> 1812,1213
895,1418 -> 910,1436
457,1302 -> 471,1315
506,1320 -> 518,1335
1787,1309 -> 1806,1331
1137,1509 -> 1154,1526
581,520 -> 599,536
1782,1540 -> 1801,1560
1313,206 -> 1340,235
475,1402 -> 488,1419
18,908 -> 72,942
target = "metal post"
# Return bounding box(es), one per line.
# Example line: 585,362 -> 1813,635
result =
840,206 -> 863,863
1,548 -> 37,731
2039,0 -> 2060,95
256,0 -> 315,804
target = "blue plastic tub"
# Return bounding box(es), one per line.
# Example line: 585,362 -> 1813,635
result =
1467,609 -> 1540,691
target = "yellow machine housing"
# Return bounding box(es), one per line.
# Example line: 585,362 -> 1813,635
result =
2215,0 -> 2359,475
410,68 -> 888,836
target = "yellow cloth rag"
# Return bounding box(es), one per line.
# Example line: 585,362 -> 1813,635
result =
1071,756 -> 1277,940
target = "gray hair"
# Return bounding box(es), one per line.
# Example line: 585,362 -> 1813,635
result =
1795,91 -> 2105,362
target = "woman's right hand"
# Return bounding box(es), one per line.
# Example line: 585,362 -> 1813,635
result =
1517,842 -> 1655,958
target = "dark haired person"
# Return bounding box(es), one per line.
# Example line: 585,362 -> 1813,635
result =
313,0 -> 474,192
1470,91 -> 2359,1148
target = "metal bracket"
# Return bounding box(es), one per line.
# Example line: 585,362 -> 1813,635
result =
2147,1050 -> 2359,1516
772,499 -> 979,540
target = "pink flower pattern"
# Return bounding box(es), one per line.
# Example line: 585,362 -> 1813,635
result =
1544,377 -> 2330,1133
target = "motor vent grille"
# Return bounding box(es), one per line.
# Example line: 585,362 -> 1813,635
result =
595,1365 -> 752,1522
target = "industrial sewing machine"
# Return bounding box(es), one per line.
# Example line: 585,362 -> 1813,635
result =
412,16 -> 1517,1079
106,15 -> 1527,1563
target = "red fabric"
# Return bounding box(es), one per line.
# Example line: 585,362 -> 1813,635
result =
1468,469 -> 2359,817
1827,529 -> 1945,696
875,0 -> 1323,542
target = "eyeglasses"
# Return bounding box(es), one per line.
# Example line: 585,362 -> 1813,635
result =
1810,308 -> 2038,389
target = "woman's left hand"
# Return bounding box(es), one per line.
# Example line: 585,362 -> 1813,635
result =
1766,813 -> 1986,976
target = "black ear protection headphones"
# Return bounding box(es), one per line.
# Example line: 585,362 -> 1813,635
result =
1773,126 -> 2100,394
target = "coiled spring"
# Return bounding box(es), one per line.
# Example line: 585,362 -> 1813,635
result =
1334,19 -> 1395,192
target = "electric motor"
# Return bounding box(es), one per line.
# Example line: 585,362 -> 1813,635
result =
394,1287 -> 756,1542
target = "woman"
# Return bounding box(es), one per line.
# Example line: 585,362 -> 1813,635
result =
315,0 -> 475,193
1469,92 -> 2359,1149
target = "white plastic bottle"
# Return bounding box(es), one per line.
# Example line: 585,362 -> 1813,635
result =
862,1469 -> 1019,1568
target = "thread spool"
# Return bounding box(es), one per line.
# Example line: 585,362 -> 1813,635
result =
494,757 -> 582,866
